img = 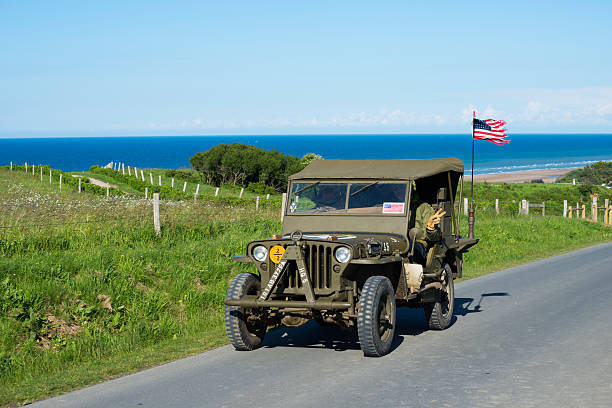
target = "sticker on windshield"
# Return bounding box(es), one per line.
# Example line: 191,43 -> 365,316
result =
382,202 -> 405,214
289,202 -> 297,213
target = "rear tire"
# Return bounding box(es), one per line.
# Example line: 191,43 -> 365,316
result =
357,276 -> 397,357
224,273 -> 267,351
424,264 -> 454,330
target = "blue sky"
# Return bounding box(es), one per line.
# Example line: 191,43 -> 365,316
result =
1,1 -> 611,136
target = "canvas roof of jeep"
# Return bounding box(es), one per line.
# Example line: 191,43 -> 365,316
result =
289,158 -> 464,181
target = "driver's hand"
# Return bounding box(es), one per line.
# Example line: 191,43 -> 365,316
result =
426,209 -> 446,230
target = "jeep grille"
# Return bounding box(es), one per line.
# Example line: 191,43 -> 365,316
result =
282,243 -> 332,290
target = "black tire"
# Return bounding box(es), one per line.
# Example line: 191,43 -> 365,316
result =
224,273 -> 267,351
357,276 -> 397,357
424,264 -> 454,330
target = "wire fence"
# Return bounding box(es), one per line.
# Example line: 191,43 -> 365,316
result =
3,164 -> 612,234
458,197 -> 612,225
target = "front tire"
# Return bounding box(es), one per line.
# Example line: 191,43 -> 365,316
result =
424,264 -> 454,330
357,276 -> 397,357
224,273 -> 267,351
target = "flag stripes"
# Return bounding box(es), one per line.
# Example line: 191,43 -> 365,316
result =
473,118 -> 509,145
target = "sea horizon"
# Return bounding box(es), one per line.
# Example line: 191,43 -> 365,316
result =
2,133 -> 611,175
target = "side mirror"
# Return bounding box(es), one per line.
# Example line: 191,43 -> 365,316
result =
437,188 -> 447,201
408,227 -> 422,256
409,227 -> 422,240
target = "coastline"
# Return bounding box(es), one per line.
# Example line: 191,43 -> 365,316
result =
472,167 -> 578,183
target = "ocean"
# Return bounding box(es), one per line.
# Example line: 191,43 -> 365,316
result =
1,134 -> 611,174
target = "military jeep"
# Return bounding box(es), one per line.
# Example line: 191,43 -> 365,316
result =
224,158 -> 478,357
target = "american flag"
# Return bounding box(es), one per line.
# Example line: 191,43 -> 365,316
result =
473,118 -> 509,145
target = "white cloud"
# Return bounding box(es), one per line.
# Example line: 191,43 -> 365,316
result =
501,86 -> 612,127
144,86 -> 612,133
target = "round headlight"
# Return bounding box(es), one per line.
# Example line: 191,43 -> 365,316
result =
252,245 -> 268,262
334,246 -> 351,263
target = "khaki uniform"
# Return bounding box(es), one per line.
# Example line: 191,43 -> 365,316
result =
410,201 -> 441,244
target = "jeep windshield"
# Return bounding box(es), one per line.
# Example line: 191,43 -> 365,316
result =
287,182 -> 407,215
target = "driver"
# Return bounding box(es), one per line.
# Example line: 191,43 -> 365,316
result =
408,188 -> 446,266
313,186 -> 343,212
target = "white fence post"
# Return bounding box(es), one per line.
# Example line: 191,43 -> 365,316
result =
153,193 -> 161,235
159,175 -> 162,186
593,196 -> 598,222
239,187 -> 244,198
256,196 -> 260,211
10,161 -> 12,171
281,193 -> 287,222
522,199 -> 529,215
141,170 -> 145,182
266,193 -> 270,200
40,166 -> 43,182
78,178 -> 82,193
464,198 -> 468,216
150,173 -> 154,184
563,200 -> 568,218
59,173 -> 62,191
171,177 -> 174,188
122,163 -> 125,175
32,164 -> 35,175
495,199 -> 499,215
572,179 -> 576,185
49,169 -> 52,184
195,184 -> 200,195
145,187 -> 148,199
25,162 -> 28,172
215,187 -> 219,197
128,166 -> 131,176
182,181 -> 187,192
106,186 -> 109,197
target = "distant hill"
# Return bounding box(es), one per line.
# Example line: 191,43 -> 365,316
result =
557,161 -> 612,186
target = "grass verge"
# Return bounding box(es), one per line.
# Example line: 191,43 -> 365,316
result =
1,169 -> 611,406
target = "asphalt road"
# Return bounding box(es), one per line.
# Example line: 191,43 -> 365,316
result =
33,241 -> 612,408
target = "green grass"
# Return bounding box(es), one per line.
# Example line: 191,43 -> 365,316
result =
0,167 -> 611,406
466,181 -> 612,216
70,171 -> 142,194
459,210 -> 612,279
95,167 -> 270,198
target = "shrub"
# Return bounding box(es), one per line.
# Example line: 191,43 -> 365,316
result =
190,144 -> 320,192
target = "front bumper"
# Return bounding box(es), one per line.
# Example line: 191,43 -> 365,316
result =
224,296 -> 351,310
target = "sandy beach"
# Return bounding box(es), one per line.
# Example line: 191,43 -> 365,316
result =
472,168 -> 578,183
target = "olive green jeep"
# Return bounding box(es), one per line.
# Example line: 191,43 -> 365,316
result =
224,158 -> 478,357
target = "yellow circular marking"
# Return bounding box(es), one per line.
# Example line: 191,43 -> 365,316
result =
269,245 -> 285,264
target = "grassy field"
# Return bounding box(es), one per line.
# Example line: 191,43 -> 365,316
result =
70,167 -> 267,199
1,168 -> 611,406
466,180 -> 612,216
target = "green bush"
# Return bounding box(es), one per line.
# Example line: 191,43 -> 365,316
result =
164,169 -> 204,184
247,181 -> 277,195
89,166 -> 191,200
557,161 -> 612,185
189,143 -> 321,192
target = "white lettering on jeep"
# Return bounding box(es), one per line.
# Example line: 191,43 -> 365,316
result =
298,266 -> 309,286
259,260 -> 286,299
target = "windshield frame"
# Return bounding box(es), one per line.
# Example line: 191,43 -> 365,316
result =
286,179 -> 410,217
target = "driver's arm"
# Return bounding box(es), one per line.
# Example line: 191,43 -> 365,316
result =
415,203 -> 441,242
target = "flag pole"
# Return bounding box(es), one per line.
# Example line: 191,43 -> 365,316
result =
468,110 -> 475,239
